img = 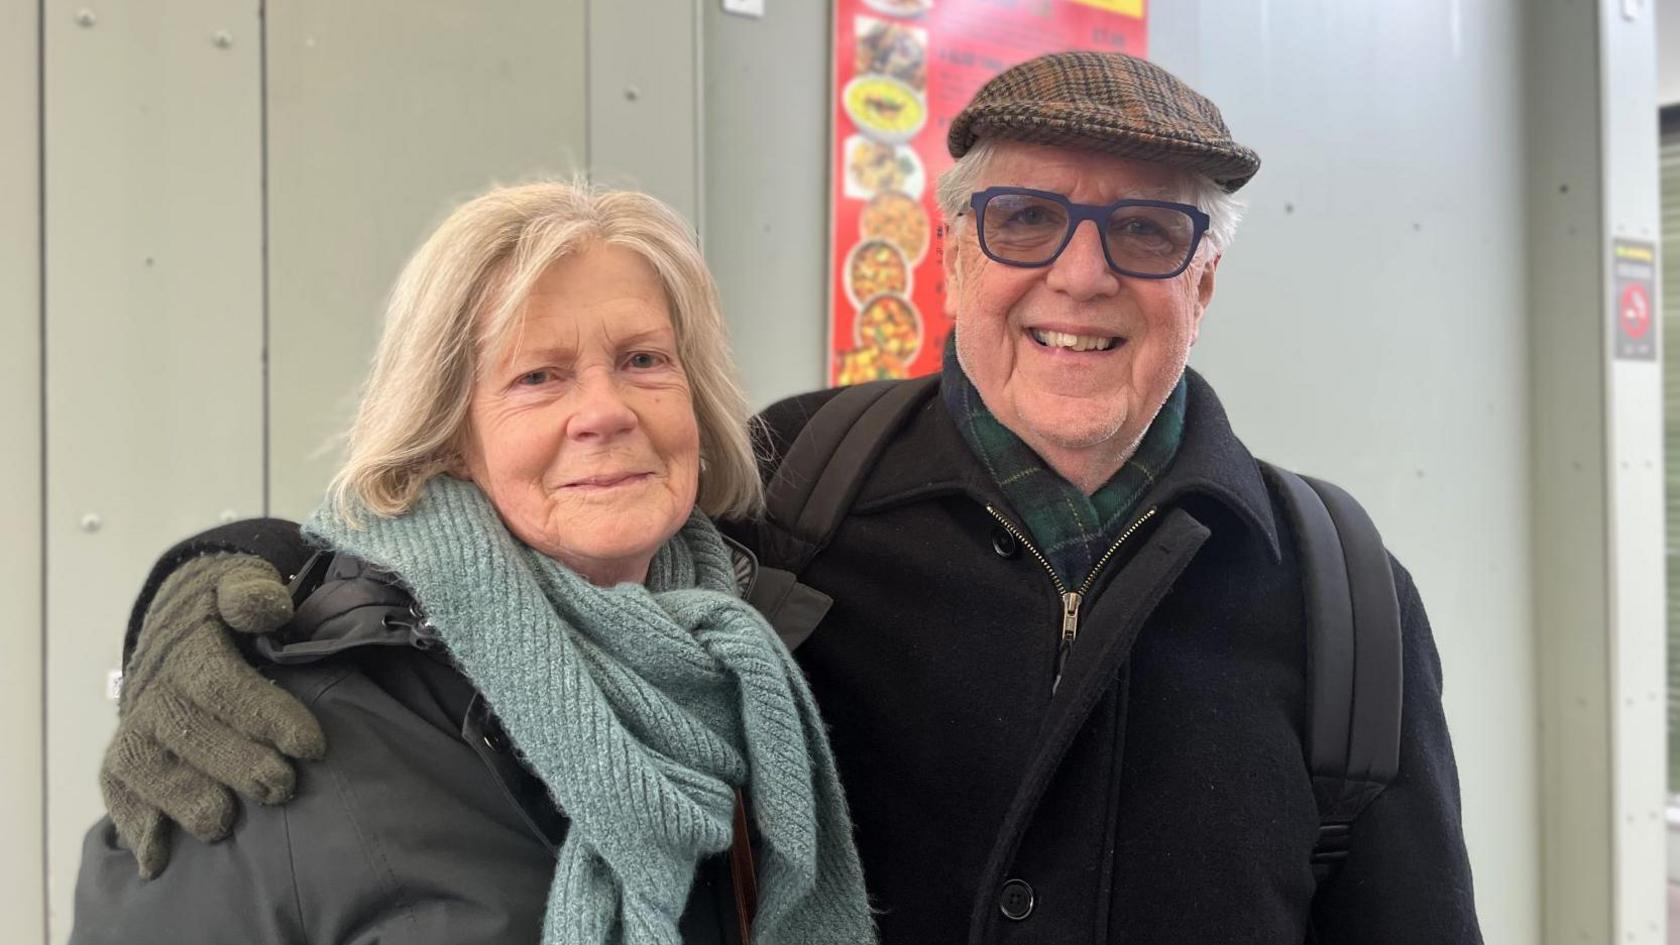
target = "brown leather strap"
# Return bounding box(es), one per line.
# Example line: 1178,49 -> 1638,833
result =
729,789 -> 758,943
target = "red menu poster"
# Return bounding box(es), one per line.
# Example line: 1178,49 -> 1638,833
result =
828,0 -> 1148,385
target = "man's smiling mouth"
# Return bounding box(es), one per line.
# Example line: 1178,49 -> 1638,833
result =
1028,328 -> 1120,352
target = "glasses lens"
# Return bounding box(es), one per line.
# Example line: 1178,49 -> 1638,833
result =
1104,205 -> 1198,275
980,193 -> 1070,265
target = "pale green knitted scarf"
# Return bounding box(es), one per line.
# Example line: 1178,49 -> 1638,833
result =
306,475 -> 875,945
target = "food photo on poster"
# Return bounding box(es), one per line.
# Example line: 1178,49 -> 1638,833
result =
827,0 -> 1148,385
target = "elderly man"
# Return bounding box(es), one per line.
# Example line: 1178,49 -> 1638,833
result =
97,52 -> 1479,944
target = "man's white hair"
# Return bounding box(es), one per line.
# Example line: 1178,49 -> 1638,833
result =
935,139 -> 1246,256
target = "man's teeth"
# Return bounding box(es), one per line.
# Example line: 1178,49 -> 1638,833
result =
1029,329 -> 1117,352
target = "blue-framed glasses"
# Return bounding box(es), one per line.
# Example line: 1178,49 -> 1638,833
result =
968,187 -> 1211,279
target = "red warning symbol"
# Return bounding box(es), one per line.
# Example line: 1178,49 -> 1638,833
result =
1620,283 -> 1652,339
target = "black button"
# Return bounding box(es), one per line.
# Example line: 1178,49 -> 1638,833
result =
991,529 -> 1019,558
998,878 -> 1034,921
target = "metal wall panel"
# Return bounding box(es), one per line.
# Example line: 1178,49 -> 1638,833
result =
702,1 -> 831,408
0,0 -> 44,940
264,0 -> 590,520
1600,3 -> 1667,941
588,0 -> 700,225
1527,0 -> 1616,934
42,1 -> 265,940
1528,0 -> 1670,941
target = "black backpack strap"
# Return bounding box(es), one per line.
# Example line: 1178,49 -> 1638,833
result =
1264,463 -> 1403,886
749,375 -> 940,650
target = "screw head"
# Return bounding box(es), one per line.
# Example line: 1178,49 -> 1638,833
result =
75,9 -> 96,27
80,513 -> 102,533
212,30 -> 232,48
219,510 -> 238,524
623,85 -> 641,102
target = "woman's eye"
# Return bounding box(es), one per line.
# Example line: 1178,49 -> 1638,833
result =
625,351 -> 667,370
515,369 -> 552,386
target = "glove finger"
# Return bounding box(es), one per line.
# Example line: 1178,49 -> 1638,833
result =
104,727 -> 236,842
179,621 -> 327,762
214,558 -> 293,635
123,558 -> 229,706
147,684 -> 299,806
101,772 -> 171,879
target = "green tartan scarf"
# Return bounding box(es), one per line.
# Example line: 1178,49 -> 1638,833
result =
941,340 -> 1186,586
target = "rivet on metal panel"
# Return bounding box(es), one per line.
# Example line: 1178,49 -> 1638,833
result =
219,510 -> 238,524
75,8 -> 95,27
213,30 -> 233,49
80,513 -> 102,533
624,86 -> 641,102
143,256 -> 155,267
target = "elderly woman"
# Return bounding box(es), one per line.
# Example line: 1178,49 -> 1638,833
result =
71,182 -> 875,945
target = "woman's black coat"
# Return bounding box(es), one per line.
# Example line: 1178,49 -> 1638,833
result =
72,553 -> 746,945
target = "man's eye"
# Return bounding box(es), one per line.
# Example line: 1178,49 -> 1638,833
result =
1113,217 -> 1165,237
626,352 -> 667,370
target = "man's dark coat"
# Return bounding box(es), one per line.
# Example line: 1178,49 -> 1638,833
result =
724,369 -> 1480,944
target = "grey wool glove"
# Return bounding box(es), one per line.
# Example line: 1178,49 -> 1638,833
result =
100,553 -> 327,878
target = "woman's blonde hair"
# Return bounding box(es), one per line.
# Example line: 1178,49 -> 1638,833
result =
326,180 -> 764,522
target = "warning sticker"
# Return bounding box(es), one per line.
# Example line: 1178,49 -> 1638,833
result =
1613,238 -> 1657,361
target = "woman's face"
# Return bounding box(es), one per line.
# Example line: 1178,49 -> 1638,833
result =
460,244 -> 701,586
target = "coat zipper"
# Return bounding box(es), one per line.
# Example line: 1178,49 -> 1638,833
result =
985,505 -> 1160,692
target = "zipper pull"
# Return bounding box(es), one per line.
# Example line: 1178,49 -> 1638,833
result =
1051,590 -> 1083,693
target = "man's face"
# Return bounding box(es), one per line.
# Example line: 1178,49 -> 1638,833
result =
944,141 -> 1219,490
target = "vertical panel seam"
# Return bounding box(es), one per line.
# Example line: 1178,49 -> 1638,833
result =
692,0 -> 703,238
1593,6 -> 1620,939
584,0 -> 593,173
259,0 -> 271,515
35,0 -> 49,940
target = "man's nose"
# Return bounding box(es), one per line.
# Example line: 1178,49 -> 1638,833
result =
566,370 -> 638,441
1045,219 -> 1120,299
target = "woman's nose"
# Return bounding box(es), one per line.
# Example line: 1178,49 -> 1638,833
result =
567,372 -> 637,441
1045,219 -> 1120,299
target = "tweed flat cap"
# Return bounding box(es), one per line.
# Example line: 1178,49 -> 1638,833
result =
948,51 -> 1260,192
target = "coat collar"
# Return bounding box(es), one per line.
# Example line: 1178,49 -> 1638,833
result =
850,367 -> 1282,562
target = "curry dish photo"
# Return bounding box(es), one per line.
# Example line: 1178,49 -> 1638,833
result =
846,238 -> 912,306
859,190 -> 930,263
